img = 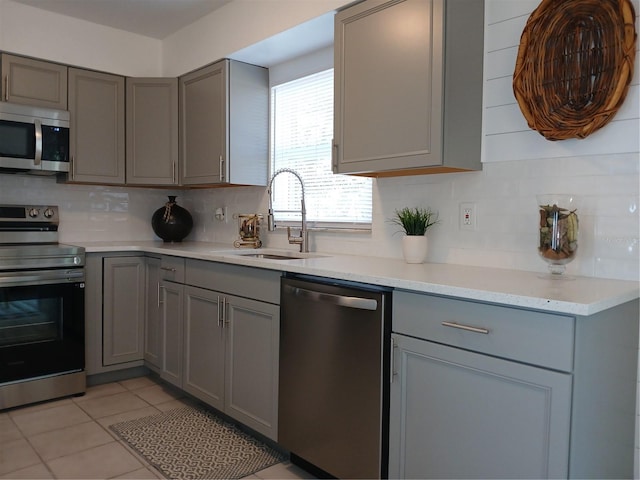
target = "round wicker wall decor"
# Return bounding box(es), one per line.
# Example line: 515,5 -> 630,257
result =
513,0 -> 637,141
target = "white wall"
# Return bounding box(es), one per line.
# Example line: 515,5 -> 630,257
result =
161,0 -> 348,76
0,0 -> 162,76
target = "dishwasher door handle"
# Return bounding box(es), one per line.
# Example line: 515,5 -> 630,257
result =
284,284 -> 378,311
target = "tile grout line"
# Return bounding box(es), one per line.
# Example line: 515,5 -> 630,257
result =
3,411 -> 56,478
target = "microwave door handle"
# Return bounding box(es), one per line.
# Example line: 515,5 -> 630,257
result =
34,118 -> 42,166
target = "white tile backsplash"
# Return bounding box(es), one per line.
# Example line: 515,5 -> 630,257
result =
0,175 -> 180,243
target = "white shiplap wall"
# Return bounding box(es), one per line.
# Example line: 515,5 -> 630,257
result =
483,0 -> 640,163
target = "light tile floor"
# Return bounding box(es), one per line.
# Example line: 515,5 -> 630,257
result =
0,375 -> 314,479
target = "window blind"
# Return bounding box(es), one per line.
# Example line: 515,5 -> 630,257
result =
270,69 -> 372,228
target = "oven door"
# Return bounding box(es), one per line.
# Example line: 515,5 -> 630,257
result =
0,269 -> 85,384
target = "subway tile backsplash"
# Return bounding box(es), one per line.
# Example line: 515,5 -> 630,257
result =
0,153 -> 636,282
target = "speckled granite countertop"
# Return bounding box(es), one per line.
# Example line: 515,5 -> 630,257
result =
73,241 -> 639,316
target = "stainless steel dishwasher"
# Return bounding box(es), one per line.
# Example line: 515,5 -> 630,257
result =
279,274 -> 391,479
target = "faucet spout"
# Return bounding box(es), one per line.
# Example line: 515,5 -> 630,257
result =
267,168 -> 309,253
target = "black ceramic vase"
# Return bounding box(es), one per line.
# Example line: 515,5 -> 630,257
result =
152,196 -> 193,242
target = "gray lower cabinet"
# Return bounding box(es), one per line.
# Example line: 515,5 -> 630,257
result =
183,285 -> 225,408
102,256 -> 145,366
333,0 -> 484,176
391,290 -> 639,479
179,59 -> 268,186
160,279 -> 184,387
144,256 -> 162,371
182,285 -> 282,424
158,255 -> 186,387
85,253 -> 146,376
68,68 -> 126,184
223,293 -> 280,438
390,334 -> 571,478
0,53 -> 68,109
157,256 -> 280,440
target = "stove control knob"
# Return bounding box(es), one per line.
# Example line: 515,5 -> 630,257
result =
28,208 -> 40,218
44,208 -> 55,219
73,256 -> 82,265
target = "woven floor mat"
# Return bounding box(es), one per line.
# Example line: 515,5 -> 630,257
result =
110,406 -> 285,479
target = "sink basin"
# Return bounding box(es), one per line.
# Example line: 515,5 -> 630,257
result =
240,253 -> 305,260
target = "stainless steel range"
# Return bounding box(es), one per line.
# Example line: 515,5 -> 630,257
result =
0,204 -> 85,410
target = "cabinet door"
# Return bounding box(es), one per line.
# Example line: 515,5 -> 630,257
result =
68,68 -> 125,184
126,78 -> 178,185
183,286 -> 225,410
389,333 -> 572,479
102,256 -> 145,366
1,54 -> 67,109
144,257 -> 162,371
160,280 -> 184,388
334,0 -> 444,174
179,60 -> 227,185
225,294 -> 280,440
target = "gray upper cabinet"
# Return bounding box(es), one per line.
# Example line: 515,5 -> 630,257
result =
1,53 -> 68,109
68,68 -> 126,184
126,78 -> 178,185
333,0 -> 484,177
179,59 -> 269,186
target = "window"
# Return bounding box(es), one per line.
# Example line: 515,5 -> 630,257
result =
270,69 -> 372,229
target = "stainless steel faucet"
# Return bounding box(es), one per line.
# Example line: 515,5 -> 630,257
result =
267,168 -> 309,253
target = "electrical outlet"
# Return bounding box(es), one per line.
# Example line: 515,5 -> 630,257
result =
214,206 -> 227,223
460,202 -> 477,231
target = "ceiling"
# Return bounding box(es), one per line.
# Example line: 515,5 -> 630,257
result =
10,0 -> 336,67
10,0 -> 234,39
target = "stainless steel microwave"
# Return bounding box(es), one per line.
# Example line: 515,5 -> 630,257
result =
0,102 -> 70,174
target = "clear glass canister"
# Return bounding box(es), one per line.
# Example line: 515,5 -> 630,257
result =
537,194 -> 579,276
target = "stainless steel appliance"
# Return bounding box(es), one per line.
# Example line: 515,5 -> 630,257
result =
0,204 -> 85,410
279,274 -> 391,479
0,102 -> 70,174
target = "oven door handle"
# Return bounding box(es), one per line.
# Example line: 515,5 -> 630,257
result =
0,269 -> 84,287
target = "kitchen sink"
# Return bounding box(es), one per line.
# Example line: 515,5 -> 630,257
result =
225,250 -> 327,260
240,253 -> 305,260
239,252 -> 330,260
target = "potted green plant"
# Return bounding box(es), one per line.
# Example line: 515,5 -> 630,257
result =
391,207 -> 439,263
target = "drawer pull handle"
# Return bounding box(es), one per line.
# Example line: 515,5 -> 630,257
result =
160,266 -> 176,272
442,321 -> 489,335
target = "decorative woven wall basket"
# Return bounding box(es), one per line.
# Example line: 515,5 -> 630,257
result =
513,0 -> 637,141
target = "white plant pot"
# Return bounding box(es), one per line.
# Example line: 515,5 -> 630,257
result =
402,235 -> 428,264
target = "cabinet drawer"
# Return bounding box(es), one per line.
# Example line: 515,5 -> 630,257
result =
186,259 -> 281,304
393,290 -> 575,372
160,255 -> 185,283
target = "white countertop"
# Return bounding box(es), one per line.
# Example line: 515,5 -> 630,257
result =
74,241 -> 640,316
